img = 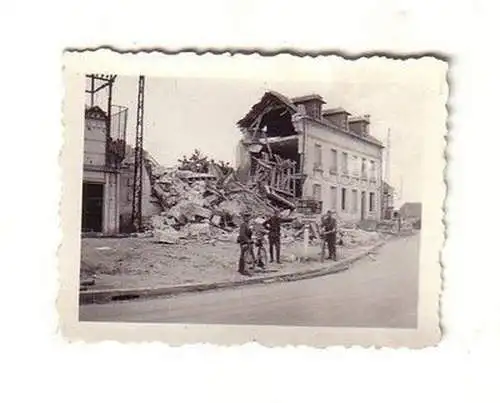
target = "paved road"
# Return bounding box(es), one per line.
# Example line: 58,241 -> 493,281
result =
80,234 -> 420,329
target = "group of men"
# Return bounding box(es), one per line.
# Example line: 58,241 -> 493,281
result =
237,209 -> 338,276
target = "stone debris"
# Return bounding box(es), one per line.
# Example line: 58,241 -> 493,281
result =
145,153 -> 383,248
154,227 -> 182,244
146,155 -> 278,241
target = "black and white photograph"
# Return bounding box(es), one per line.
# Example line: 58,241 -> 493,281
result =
60,51 -> 446,347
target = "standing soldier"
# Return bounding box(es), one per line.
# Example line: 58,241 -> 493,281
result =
321,210 -> 337,261
237,212 -> 254,276
263,209 -> 293,264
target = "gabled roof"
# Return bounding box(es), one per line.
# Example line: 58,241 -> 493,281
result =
85,105 -> 107,120
237,91 -> 298,128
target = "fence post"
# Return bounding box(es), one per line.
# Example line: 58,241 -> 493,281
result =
303,225 -> 310,258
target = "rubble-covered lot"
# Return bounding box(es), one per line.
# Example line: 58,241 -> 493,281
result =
80,153 -> 393,291
80,230 -> 384,291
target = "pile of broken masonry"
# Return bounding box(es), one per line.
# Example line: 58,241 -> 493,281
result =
145,157 -> 382,248
147,159 -> 279,244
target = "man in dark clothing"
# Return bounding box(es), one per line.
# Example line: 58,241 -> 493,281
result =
237,213 -> 254,275
321,210 -> 337,260
263,210 -> 293,264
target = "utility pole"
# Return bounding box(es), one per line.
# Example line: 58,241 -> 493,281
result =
132,75 -> 145,232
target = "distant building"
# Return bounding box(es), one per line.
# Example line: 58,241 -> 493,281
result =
237,91 -> 384,222
399,202 -> 422,222
381,181 -> 395,220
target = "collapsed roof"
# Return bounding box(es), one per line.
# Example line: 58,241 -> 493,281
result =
237,90 -> 383,148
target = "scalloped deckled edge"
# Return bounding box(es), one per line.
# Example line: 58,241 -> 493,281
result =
57,49 -> 448,349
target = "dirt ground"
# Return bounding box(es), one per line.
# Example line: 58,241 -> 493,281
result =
80,233 -> 382,291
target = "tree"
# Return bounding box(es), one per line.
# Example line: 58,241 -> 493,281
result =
178,149 -> 234,175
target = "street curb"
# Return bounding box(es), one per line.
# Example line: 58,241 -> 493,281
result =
79,240 -> 386,305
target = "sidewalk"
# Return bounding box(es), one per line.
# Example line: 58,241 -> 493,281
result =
80,235 -> 387,305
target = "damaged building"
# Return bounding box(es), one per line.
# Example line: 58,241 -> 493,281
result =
81,75 -> 159,235
236,91 -> 384,223
82,105 -> 126,234
82,105 -> 161,235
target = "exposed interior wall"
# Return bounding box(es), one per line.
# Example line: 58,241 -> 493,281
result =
238,103 -> 303,199
267,137 -> 303,198
260,108 -> 298,138
119,163 -> 162,232
235,135 -> 253,183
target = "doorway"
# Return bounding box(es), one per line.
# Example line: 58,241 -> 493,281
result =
82,182 -> 104,233
361,191 -> 366,220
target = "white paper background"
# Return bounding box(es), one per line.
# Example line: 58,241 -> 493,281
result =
1,0 -> 500,402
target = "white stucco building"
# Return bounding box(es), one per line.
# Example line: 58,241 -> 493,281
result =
237,92 -> 384,223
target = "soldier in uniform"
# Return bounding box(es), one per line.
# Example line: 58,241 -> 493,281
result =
263,210 -> 293,264
237,212 -> 254,276
321,210 -> 337,260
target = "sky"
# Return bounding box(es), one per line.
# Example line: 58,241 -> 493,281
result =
88,56 -> 446,207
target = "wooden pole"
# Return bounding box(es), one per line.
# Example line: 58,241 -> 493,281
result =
303,224 -> 310,258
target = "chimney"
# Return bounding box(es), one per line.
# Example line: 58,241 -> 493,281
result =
322,107 -> 351,130
348,114 -> 370,136
291,94 -> 325,120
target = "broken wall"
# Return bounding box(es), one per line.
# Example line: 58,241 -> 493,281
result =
234,138 -> 252,183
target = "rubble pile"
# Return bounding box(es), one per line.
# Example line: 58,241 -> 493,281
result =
341,228 -> 381,247
144,151 -> 383,249
146,156 -> 277,244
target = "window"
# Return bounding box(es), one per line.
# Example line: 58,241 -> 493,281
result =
330,149 -> 338,173
361,158 -> 367,178
370,160 -> 376,180
369,192 -> 375,212
341,188 -> 347,211
314,144 -> 322,168
352,155 -> 359,176
342,152 -> 349,174
330,186 -> 337,211
352,189 -> 358,213
313,184 -> 322,201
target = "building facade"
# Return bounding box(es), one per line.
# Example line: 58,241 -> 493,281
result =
237,92 -> 384,223
82,106 -> 122,234
399,202 -> 422,222
82,106 -> 161,234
